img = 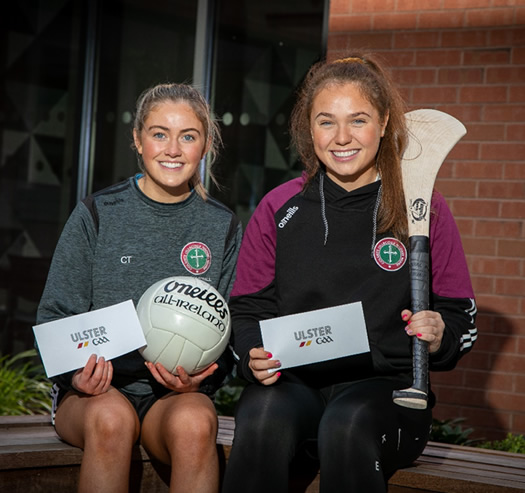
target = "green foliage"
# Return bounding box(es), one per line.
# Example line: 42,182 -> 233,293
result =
214,377 -> 245,416
477,433 -> 525,454
430,417 -> 479,446
0,349 -> 52,415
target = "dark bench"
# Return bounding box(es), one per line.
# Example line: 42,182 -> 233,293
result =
2,414 -> 525,492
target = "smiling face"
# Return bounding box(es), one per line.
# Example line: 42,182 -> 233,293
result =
133,100 -> 208,203
310,82 -> 388,192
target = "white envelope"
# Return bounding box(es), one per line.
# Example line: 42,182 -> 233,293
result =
260,302 -> 370,371
33,300 -> 147,378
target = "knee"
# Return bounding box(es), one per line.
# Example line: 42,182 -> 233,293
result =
165,403 -> 218,447
84,400 -> 137,446
319,403 -> 377,448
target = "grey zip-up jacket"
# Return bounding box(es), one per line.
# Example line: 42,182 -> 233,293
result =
37,175 -> 242,396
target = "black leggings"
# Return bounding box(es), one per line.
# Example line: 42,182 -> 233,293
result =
221,374 -> 432,493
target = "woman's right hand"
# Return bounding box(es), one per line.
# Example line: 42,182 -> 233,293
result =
248,347 -> 281,385
71,354 -> 113,395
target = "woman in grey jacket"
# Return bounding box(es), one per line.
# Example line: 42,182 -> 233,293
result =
37,83 -> 242,493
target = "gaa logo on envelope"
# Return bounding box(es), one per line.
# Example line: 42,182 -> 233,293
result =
295,325 -> 334,347
260,302 -> 370,371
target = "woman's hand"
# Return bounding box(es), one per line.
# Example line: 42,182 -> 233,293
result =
402,309 -> 445,354
248,347 -> 281,385
145,361 -> 218,393
71,354 -> 113,395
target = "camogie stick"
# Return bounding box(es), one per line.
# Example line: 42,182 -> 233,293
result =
392,109 -> 467,410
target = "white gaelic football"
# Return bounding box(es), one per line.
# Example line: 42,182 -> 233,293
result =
136,276 -> 231,375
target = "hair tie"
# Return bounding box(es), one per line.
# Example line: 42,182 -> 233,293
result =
333,56 -> 366,65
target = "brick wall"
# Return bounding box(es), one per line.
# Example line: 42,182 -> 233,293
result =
328,0 -> 525,440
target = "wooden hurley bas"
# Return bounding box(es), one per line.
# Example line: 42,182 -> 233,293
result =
392,109 -> 467,410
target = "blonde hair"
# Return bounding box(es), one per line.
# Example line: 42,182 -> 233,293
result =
290,53 -> 409,242
131,83 -> 222,200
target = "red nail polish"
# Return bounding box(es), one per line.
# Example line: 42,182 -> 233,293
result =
276,372 -> 281,377
402,314 -> 408,320
417,333 -> 423,338
267,353 -> 273,358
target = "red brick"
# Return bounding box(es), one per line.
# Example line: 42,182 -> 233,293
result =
443,0 -> 493,8
438,67 -> 484,85
329,0 -> 351,15
464,123 -> 505,140
447,142 -> 479,160
394,31 -> 441,49
490,353 -> 525,374
373,13 -> 420,30
478,181 -> 525,199
492,315 -> 525,336
512,46 -> 525,64
480,143 -> 525,161
466,8 -> 516,28
517,337 -> 525,356
412,86 -> 458,104
487,390 -> 525,413
398,0 -> 443,10
326,35 -> 349,52
518,7 -> 525,26
484,105 -> 525,122
391,68 -> 437,85
501,201 -> 525,219
463,48 -> 512,65
495,278 -> 525,297
329,15 -> 373,32
455,161 -> 504,179
435,104 -> 483,123
476,294 -> 521,314
452,199 -> 500,217
441,29 -> 489,48
504,163 -> 525,180
486,66 -> 525,84
351,0 -> 397,12
415,49 -> 462,66
460,406 -> 512,436
475,220 -> 522,238
418,11 -> 465,29
455,218 -> 475,236
466,369 -> 514,392
471,275 -> 495,294
489,27 -> 525,47
512,414 -> 525,435
460,86 -> 508,103
437,179 -> 477,197
431,370 -> 464,386
383,50 -> 416,67
341,32 -> 395,50
509,86 -> 525,103
470,257 -> 522,276
498,239 -> 525,258
515,374 -> 525,394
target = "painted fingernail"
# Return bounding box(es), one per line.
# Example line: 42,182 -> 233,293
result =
402,314 -> 408,320
417,333 -> 423,338
275,361 -> 281,368
267,353 -> 273,358
276,372 -> 281,377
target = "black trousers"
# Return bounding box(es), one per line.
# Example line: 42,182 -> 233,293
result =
222,374 -> 432,493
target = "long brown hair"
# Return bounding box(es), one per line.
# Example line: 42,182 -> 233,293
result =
290,53 -> 409,242
131,83 -> 222,200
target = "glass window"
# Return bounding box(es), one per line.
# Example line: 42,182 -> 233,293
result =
209,0 -> 326,225
91,0 -> 198,192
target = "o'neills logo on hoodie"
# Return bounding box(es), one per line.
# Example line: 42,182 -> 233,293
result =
278,206 -> 299,228
373,237 -> 407,272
